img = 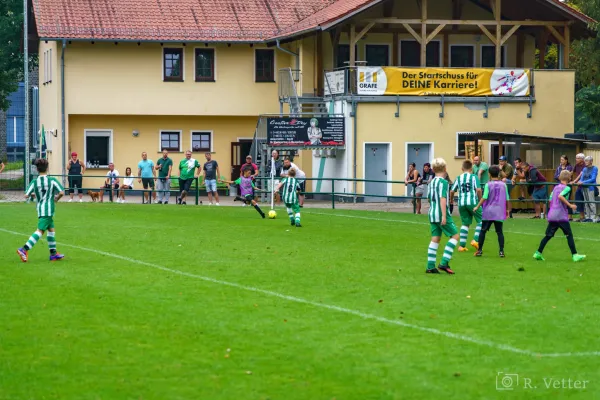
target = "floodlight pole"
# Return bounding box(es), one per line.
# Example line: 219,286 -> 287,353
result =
24,0 -> 30,185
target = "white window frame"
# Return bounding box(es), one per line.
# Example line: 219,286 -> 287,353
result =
449,44 -> 476,67
480,44 -> 507,68
254,48 -> 277,82
43,50 -> 47,84
362,142 -> 393,196
193,47 -> 217,82
159,130 -> 183,152
399,40 -> 442,67
364,43 -> 392,66
49,48 -> 52,83
84,129 -> 114,168
190,130 -> 214,153
162,47 -> 185,82
12,117 -> 17,142
456,132 -> 470,157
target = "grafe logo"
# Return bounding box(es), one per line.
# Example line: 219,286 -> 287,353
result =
359,71 -> 378,87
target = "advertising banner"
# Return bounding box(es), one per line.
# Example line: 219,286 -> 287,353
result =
267,117 -> 345,148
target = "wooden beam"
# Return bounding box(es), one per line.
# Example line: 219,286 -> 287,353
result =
499,138 -> 504,157
316,33 -> 323,95
537,29 -> 549,69
426,24 -> 446,43
563,24 -> 570,68
443,32 -> 449,66
403,23 -> 422,43
329,29 -> 340,68
495,0 -> 501,67
516,32 -> 524,68
383,0 -> 394,30
369,18 -> 571,26
501,24 -> 520,45
392,32 -> 399,66
478,24 -> 496,45
489,0 -> 496,19
546,25 -> 566,45
355,22 -> 375,43
452,0 -> 464,31
421,0 -> 427,66
350,24 -> 356,66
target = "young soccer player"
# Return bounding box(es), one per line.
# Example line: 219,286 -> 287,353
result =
473,165 -> 509,258
534,170 -> 586,262
451,160 -> 483,252
17,159 -> 65,262
276,168 -> 302,227
222,167 -> 265,218
425,158 -> 459,274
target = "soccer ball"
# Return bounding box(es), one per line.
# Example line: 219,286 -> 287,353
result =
268,210 -> 277,219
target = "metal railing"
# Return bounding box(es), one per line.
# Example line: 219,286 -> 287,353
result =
278,68 -> 301,114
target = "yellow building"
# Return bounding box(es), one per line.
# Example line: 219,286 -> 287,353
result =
31,0 -> 593,198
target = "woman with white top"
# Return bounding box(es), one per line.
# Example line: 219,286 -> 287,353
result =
119,167 -> 134,203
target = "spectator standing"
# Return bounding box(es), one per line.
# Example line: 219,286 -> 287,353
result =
499,156 -> 514,218
522,162 -> 547,219
472,156 -> 489,187
414,163 -> 434,214
178,151 -> 201,205
511,158 -> 527,201
241,156 -> 259,180
119,167 -> 134,203
67,152 -> 86,202
405,163 -> 419,203
574,156 -> 598,223
203,153 -> 221,206
138,152 -> 156,204
281,158 -> 306,207
99,163 -> 119,203
268,150 -> 284,206
155,150 -> 173,204
554,155 -> 574,181
571,153 -> 586,221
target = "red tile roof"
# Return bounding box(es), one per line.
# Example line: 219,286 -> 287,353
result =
32,0 -> 594,42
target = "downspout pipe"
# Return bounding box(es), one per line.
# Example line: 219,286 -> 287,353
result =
61,39 -> 66,185
275,39 -> 300,74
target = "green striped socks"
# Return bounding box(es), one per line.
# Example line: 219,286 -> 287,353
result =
427,241 -> 439,270
459,225 -> 469,247
294,212 -> 301,225
474,222 -> 482,242
47,232 -> 57,254
24,232 -> 41,251
441,238 -> 458,266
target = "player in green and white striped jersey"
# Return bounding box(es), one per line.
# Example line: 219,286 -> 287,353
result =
450,159 -> 483,252
425,158 -> 459,274
276,168 -> 302,227
17,159 -> 65,262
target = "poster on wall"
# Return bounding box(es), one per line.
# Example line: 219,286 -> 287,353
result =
267,117 -> 345,148
357,67 -> 531,97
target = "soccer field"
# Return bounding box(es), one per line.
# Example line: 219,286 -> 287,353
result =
1,203 -> 599,399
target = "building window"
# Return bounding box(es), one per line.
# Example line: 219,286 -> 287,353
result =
85,130 -> 113,168
163,48 -> 184,82
192,131 -> 212,152
255,49 -> 275,82
400,41 -> 440,67
481,45 -> 506,68
450,45 -> 475,67
195,48 -> 215,81
161,131 -> 182,152
43,49 -> 52,84
335,44 -> 358,68
456,133 -> 469,157
365,44 -> 390,66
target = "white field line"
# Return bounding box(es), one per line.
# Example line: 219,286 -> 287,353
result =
306,212 -> 600,242
1,227 -> 598,358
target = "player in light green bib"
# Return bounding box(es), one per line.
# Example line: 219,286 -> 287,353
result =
276,168 -> 302,227
450,159 -> 483,252
425,158 -> 459,274
17,159 -> 65,262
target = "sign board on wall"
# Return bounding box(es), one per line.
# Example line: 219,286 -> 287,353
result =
324,70 -> 346,96
357,67 -> 531,97
267,117 -> 345,148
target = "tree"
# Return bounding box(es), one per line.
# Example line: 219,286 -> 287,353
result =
576,85 -> 600,131
0,0 -> 36,112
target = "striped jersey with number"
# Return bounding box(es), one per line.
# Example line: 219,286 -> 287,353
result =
281,177 -> 299,204
427,176 -> 449,223
25,175 -> 64,217
451,173 -> 480,207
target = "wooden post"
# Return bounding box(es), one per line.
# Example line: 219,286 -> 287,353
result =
329,29 -> 340,68
443,32 -> 449,66
495,0 -> 501,67
350,24 -> 356,66
498,138 -> 504,158
537,29 -> 548,69
392,32 -> 399,66
516,32 -> 524,67
421,0 -> 427,66
316,33 -> 323,95
563,24 -> 570,68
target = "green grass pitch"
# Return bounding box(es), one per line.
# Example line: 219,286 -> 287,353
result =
1,203 -> 599,399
